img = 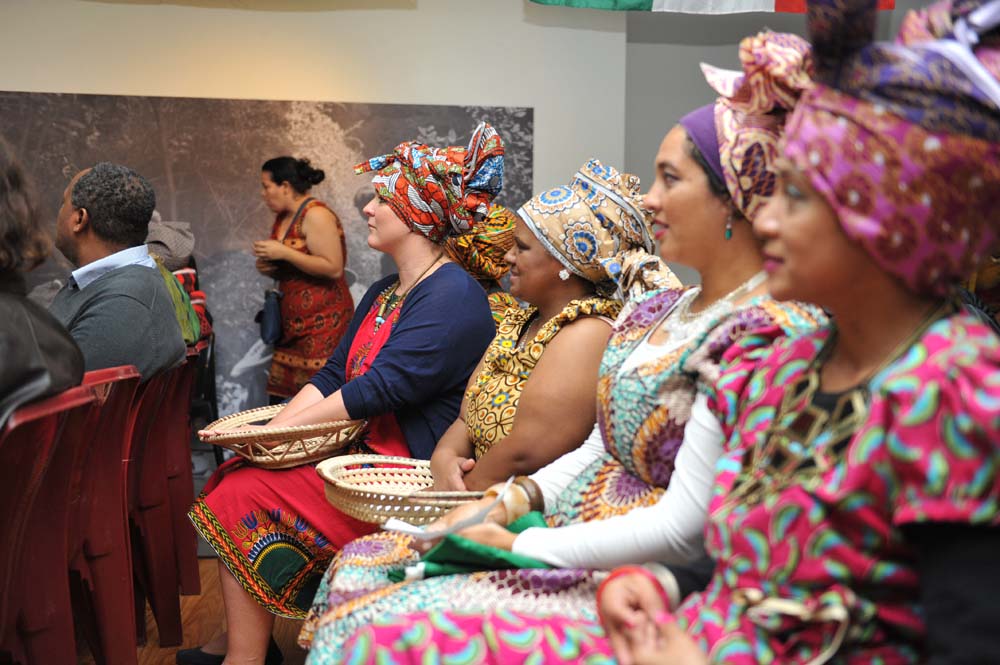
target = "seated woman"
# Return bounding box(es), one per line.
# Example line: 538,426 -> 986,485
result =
181,123 -> 502,665
444,203 -> 520,327
299,33 -> 823,661
338,1 -> 1000,663
431,159 -> 665,492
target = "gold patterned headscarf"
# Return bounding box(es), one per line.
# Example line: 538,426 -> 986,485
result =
444,204 -> 516,282
517,159 -> 679,298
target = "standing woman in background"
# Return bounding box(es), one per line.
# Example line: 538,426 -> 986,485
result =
254,157 -> 355,402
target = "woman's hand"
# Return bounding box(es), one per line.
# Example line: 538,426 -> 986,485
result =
599,572 -> 669,665
454,522 -> 516,551
198,423 -> 266,438
429,455 -> 476,492
253,239 -> 289,261
625,615 -> 707,665
256,257 -> 279,277
407,497 -> 507,554
197,423 -> 284,449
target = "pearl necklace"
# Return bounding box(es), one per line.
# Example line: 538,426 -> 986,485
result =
674,270 -> 767,322
654,270 -> 768,349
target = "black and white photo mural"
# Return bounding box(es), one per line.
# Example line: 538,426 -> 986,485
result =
0,91 -> 533,414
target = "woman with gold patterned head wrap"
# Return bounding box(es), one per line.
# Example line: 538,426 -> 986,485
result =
427,159 -> 650,494
444,204 -> 520,326
299,33 -> 825,664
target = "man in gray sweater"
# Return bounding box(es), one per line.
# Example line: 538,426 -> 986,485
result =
48,162 -> 185,381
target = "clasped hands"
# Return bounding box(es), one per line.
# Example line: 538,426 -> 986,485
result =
253,239 -> 289,262
598,570 -> 707,665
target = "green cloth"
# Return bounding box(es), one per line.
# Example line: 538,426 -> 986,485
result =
388,512 -> 550,582
154,257 -> 200,345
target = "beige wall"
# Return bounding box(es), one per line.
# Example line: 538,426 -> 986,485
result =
623,2 -> 923,284
0,0 -> 626,194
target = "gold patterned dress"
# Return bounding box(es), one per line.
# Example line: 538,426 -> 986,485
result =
465,296 -> 622,459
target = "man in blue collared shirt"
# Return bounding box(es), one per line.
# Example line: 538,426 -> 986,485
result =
48,163 -> 185,381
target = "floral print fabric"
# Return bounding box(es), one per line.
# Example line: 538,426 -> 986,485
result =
703,30 -> 814,222
677,310 -> 1000,663
517,159 -> 674,296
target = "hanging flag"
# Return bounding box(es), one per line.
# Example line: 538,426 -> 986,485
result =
530,0 -> 894,13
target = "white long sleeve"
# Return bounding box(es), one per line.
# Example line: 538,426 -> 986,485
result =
513,394 -> 723,569
528,421 -> 606,508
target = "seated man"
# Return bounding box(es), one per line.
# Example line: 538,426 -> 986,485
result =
49,162 -> 185,380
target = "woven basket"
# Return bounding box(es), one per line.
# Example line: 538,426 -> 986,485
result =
316,454 -> 483,526
199,404 -> 366,470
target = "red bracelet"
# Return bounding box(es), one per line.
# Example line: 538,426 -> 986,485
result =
595,565 -> 672,625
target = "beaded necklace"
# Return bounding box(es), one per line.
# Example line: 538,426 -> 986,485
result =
373,252 -> 444,331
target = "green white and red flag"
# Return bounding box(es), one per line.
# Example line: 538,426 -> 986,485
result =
530,0 -> 893,13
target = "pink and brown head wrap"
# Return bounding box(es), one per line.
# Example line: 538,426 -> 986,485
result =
680,31 -> 814,223
783,0 -> 1000,296
354,122 -> 505,244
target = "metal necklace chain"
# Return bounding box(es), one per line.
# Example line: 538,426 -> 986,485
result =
515,312 -> 543,351
374,251 -> 444,330
675,270 -> 768,322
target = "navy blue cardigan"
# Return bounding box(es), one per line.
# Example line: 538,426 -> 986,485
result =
309,263 -> 495,460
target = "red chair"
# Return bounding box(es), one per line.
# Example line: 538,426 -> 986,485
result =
165,345 -> 202,596
69,366 -> 142,665
0,382 -> 101,665
128,361 -> 187,646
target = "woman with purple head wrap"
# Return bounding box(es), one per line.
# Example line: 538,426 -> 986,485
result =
331,1 -> 1000,664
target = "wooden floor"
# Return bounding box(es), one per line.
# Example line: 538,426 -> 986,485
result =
78,558 -> 307,665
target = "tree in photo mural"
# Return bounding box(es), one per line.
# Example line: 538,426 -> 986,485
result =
0,91 -> 533,415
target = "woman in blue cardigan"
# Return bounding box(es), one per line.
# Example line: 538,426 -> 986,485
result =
183,124 -> 501,665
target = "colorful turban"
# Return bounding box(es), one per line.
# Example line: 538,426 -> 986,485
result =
782,0 -> 1000,296
518,159 -> 678,298
685,31 -> 815,223
354,122 -> 505,244
444,204 -> 517,282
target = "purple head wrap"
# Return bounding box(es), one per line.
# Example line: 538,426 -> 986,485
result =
678,104 -> 725,186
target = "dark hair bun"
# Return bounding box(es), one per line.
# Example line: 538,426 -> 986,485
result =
296,158 -> 325,186
262,156 -> 324,194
